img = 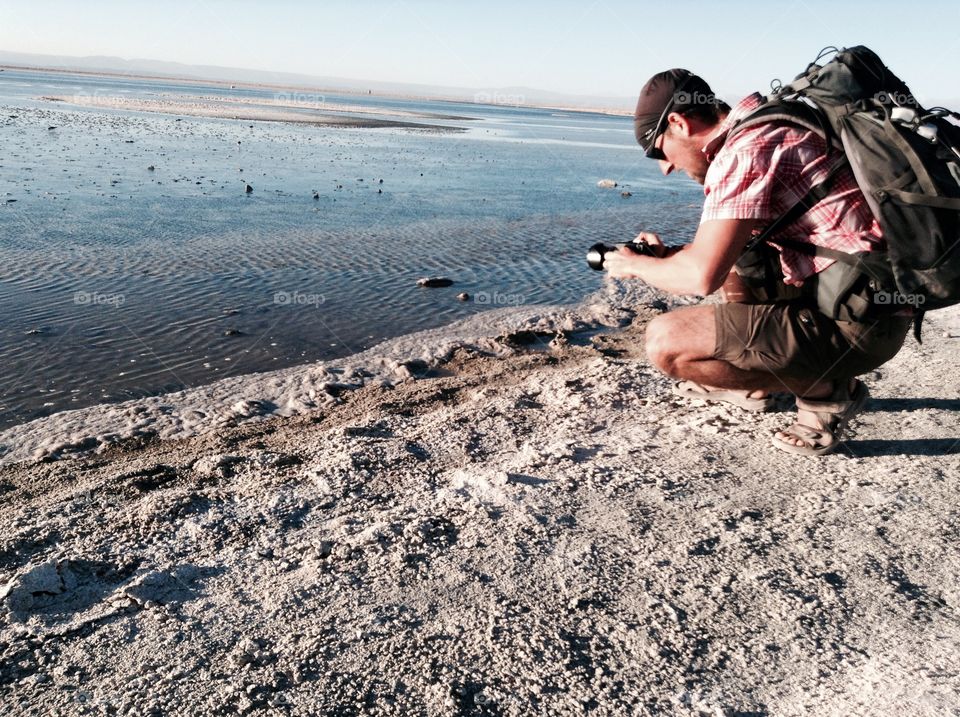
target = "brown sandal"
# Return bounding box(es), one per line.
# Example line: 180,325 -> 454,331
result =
672,380 -> 774,412
772,379 -> 869,456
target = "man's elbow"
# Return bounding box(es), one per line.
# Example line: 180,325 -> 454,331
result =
692,270 -> 726,297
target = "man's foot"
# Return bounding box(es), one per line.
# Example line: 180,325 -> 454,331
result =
772,379 -> 869,456
672,380 -> 774,412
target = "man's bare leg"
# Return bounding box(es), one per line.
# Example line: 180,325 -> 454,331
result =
644,306 -> 840,449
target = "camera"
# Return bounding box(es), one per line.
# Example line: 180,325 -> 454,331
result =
586,239 -> 656,271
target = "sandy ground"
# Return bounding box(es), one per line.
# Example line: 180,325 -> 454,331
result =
1,300 -> 959,716
41,95 -> 465,131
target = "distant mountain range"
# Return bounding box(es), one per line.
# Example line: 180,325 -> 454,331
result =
0,50 -> 636,113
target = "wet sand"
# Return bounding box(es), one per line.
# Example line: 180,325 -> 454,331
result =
42,94 -> 467,131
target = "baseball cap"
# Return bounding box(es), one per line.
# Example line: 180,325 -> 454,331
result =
634,69 -> 713,155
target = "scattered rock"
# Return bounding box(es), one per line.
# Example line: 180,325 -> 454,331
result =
417,277 -> 454,288
245,184 -> 253,193
597,179 -> 618,189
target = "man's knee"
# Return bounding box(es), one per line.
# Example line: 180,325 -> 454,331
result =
645,308 -> 717,377
645,314 -> 679,376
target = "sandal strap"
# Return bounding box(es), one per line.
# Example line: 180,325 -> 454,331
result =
795,396 -> 853,414
795,379 -> 865,414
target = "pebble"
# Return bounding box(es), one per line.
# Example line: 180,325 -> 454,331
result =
416,277 -> 454,288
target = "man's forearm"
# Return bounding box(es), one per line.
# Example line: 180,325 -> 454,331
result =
609,246 -> 716,296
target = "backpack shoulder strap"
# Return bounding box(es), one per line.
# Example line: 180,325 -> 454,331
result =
743,156 -> 848,254
726,99 -> 839,149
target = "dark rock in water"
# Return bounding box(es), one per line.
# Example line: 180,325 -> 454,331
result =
47,126 -> 57,130
5,199 -> 16,203
312,191 -> 320,200
378,189 -> 382,194
223,329 -> 244,337
245,184 -> 253,193
620,191 -> 632,198
378,179 -> 384,184
147,165 -> 155,171
456,292 -> 470,302
417,277 -> 454,288
25,328 -> 44,335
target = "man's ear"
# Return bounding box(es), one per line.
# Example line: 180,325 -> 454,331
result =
666,111 -> 693,137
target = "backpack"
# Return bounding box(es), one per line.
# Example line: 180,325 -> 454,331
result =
728,46 -> 960,337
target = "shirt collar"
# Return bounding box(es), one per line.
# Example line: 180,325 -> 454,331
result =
702,92 -> 766,161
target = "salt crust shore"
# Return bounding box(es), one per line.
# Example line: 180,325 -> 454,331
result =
1,293 -> 958,715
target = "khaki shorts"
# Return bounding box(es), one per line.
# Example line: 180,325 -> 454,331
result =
713,301 -> 913,381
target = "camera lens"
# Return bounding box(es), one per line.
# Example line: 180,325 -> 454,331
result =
587,243 -> 611,271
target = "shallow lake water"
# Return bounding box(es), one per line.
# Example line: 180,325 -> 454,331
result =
0,69 -> 703,428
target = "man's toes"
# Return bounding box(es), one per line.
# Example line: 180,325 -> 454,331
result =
774,431 -> 807,448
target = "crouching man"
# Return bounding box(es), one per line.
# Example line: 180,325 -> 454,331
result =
603,69 -> 913,456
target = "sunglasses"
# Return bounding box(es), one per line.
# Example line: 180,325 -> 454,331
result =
642,72 -> 694,160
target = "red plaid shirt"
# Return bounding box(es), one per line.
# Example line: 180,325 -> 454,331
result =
701,93 -> 884,286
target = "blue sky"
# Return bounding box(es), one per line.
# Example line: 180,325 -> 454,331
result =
1,0 -> 959,104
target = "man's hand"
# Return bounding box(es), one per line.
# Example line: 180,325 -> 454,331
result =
601,219 -> 764,296
603,232 -> 669,279
631,231 -> 669,258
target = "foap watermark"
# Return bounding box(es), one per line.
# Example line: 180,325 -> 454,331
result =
68,88 -> 134,109
473,91 -> 525,107
474,291 -> 526,306
274,290 -> 325,307
473,689 -> 521,708
875,90 -> 917,106
874,290 -> 926,307
274,91 -> 326,109
74,291 -> 125,307
674,90 -> 723,106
